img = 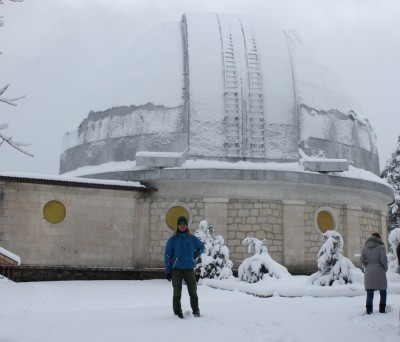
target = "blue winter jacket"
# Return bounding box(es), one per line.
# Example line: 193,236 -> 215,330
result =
164,232 -> 205,274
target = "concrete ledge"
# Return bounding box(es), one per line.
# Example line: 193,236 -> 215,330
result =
346,205 -> 362,210
303,159 -> 349,172
282,200 -> 306,205
136,151 -> 187,167
1,265 -> 166,282
0,266 -> 243,282
88,168 -> 394,198
0,265 -> 315,282
203,197 -> 229,203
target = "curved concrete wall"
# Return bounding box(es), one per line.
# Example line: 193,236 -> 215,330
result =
2,171 -> 391,275
299,106 -> 380,174
86,169 -> 393,273
60,104 -> 187,173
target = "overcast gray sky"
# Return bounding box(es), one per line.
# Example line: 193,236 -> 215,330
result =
1,0 -> 399,175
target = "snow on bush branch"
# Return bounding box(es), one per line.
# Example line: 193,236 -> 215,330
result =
0,0 -> 23,26
238,237 -> 291,283
0,122 -> 32,156
308,230 -> 363,286
0,84 -> 24,106
194,220 -> 233,280
381,135 -> 400,231
388,228 -> 400,273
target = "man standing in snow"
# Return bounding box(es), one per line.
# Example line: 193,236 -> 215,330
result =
164,216 -> 205,319
360,232 -> 388,314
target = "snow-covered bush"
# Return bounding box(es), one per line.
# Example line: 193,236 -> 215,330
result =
194,220 -> 233,280
381,135 -> 400,232
389,198 -> 400,231
388,228 -> 400,273
238,237 -> 291,283
308,230 -> 363,286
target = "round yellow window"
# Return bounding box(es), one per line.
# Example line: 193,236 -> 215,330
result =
317,210 -> 334,233
165,206 -> 189,230
43,200 -> 66,224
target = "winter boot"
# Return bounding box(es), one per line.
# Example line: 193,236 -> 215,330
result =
379,304 -> 386,313
176,312 -> 184,319
366,305 -> 373,315
193,311 -> 200,317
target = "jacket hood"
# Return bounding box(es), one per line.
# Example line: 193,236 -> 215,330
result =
365,236 -> 384,249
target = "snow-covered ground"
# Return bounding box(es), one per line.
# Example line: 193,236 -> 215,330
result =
1,277 -> 400,342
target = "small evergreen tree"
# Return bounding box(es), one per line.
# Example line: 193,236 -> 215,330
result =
308,230 -> 363,286
194,220 -> 233,280
381,135 -> 400,232
388,227 -> 400,273
238,237 -> 291,283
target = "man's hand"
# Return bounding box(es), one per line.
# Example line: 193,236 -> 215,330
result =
166,273 -> 172,281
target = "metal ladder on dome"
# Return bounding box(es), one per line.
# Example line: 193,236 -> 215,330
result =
221,30 -> 241,158
245,35 -> 265,158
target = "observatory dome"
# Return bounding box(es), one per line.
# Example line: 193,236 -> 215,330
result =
60,12 -> 379,175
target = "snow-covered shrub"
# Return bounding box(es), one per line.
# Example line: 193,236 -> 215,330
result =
388,228 -> 400,273
308,230 -> 363,286
389,198 -> 400,231
381,135 -> 400,231
238,237 -> 291,283
194,220 -> 233,280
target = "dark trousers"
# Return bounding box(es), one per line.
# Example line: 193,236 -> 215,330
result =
366,289 -> 387,306
171,269 -> 199,315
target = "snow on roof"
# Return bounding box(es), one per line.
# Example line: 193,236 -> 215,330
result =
179,159 -> 304,172
0,246 -> 21,265
60,158 -> 389,188
0,171 -> 147,190
286,30 -> 365,118
60,160 -> 144,177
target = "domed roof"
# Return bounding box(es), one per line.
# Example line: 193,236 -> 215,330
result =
60,12 -> 379,175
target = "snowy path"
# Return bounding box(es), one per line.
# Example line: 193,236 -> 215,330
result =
0,279 -> 399,342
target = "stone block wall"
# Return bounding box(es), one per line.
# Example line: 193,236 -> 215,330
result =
0,178 -> 390,276
148,198 -> 205,268
342,205 -> 386,267
143,196 -> 387,273
303,203 -> 344,272
226,200 -> 283,267
147,198 -> 285,270
361,210 -> 381,240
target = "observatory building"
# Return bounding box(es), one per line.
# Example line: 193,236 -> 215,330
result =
58,13 -> 393,273
0,13 -> 393,278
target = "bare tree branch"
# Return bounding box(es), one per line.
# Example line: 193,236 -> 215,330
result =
0,84 -> 25,105
0,128 -> 33,157
0,0 -> 31,157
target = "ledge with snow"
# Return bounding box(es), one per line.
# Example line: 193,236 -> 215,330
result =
302,158 -> 349,172
0,246 -> 21,266
136,150 -> 187,168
